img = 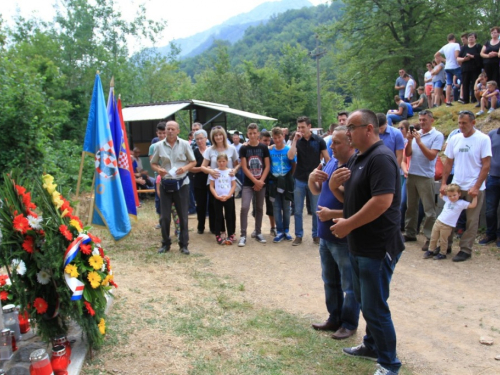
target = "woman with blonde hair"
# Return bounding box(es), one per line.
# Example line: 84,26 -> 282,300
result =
201,126 -> 240,235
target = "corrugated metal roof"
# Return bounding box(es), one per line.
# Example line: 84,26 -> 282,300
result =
121,99 -> 276,122
122,102 -> 190,122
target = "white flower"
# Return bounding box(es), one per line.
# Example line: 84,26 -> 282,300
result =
92,247 -> 100,256
36,269 -> 51,285
11,259 -> 26,276
27,215 -> 43,230
101,264 -> 106,272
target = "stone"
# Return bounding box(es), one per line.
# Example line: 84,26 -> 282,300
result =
479,336 -> 494,345
495,355 -> 500,361
6,364 -> 30,375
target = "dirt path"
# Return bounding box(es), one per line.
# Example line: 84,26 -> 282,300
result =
188,199 -> 500,375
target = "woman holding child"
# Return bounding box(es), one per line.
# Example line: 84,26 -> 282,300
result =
201,127 -> 240,236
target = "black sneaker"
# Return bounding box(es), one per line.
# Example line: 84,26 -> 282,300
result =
343,343 -> 377,361
423,250 -> 435,259
475,103 -> 481,108
457,99 -> 465,104
180,247 -> 190,255
403,235 -> 417,242
436,246 -> 452,254
158,245 -> 170,254
452,251 -> 471,262
434,253 -> 447,260
446,102 -> 453,107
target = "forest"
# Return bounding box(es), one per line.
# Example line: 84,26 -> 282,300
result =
1,0 -> 500,191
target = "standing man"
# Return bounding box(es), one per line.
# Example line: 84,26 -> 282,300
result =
309,126 -> 359,340
395,69 -> 407,99
376,113 -> 404,168
479,126 -> 500,247
151,121 -> 196,255
403,74 -> 416,103
329,109 -> 404,375
435,34 -> 462,107
441,110 -> 491,261
404,110 -> 444,252
287,116 -> 330,246
326,111 -> 350,158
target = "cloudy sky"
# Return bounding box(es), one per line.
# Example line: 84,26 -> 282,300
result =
2,0 -> 327,48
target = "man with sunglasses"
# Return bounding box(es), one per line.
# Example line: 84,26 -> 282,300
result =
441,110 -> 491,261
403,110 -> 444,252
329,109 -> 404,375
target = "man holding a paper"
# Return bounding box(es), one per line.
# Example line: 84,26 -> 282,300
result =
151,121 -> 196,255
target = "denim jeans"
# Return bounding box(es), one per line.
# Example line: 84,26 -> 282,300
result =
293,178 -> 319,238
188,179 -> 196,214
387,114 -> 402,126
485,175 -> 500,239
273,192 -> 291,234
400,176 -> 407,231
319,239 -> 360,331
350,252 -> 402,374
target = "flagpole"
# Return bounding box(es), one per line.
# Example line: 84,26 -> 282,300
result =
87,172 -> 96,226
74,152 -> 86,217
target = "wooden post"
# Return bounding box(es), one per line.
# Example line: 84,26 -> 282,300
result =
74,152 -> 86,217
87,172 -> 96,226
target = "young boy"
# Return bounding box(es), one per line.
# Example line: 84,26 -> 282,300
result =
239,123 -> 270,246
474,73 -> 488,107
424,184 -> 477,260
269,127 -> 296,242
477,80 -> 500,115
208,153 -> 237,245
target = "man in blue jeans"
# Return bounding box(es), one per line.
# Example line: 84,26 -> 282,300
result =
329,109 -> 405,375
480,127 -> 500,247
287,116 -> 330,246
309,126 -> 359,340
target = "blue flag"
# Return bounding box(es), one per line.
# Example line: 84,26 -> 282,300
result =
107,86 -> 138,219
83,74 -> 131,241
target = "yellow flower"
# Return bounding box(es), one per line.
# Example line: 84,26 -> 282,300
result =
64,264 -> 79,278
101,274 -> 113,286
61,209 -> 70,218
89,255 -> 104,270
69,219 -> 82,233
52,192 -> 64,209
87,271 -> 101,289
98,318 -> 106,334
42,175 -> 57,194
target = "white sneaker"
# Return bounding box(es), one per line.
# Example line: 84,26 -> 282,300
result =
373,364 -> 397,375
255,234 -> 267,243
476,110 -> 484,116
238,237 -> 246,247
488,107 -> 495,114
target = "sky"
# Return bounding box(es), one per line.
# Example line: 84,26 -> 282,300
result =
2,0 -> 327,48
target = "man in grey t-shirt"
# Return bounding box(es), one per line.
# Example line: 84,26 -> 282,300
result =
395,69 -> 408,99
403,110 -> 444,251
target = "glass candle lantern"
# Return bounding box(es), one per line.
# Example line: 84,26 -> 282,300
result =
51,335 -> 71,363
0,328 -> 12,360
50,345 -> 69,375
29,349 -> 54,375
2,304 -> 21,341
18,308 -> 31,334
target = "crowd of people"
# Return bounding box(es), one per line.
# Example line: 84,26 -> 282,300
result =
129,29 -> 500,373
388,28 -> 500,126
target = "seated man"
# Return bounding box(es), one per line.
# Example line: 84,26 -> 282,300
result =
412,86 -> 429,112
387,95 -> 408,126
132,147 -> 154,189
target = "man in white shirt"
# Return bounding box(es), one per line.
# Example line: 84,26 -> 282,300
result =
441,110 -> 492,261
403,74 -> 415,103
435,34 -> 462,107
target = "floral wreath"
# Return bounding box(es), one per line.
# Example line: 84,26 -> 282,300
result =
0,171 -> 117,349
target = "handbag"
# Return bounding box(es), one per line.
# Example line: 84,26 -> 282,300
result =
161,176 -> 186,193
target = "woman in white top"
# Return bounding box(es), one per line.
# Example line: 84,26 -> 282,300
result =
201,126 -> 240,234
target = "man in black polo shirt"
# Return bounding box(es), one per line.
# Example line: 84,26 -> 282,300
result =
287,116 -> 330,246
329,109 -> 404,375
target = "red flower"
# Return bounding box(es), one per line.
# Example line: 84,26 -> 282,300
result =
38,229 -> 45,236
80,244 -> 92,255
84,301 -> 95,316
59,225 -> 73,241
22,236 -> 35,253
88,233 -> 101,244
0,291 -> 8,301
15,185 -> 26,195
0,275 -> 8,286
104,256 -> 111,272
98,247 -> 104,258
33,297 -> 48,314
22,192 -> 36,210
13,214 -> 30,234
109,280 -> 118,288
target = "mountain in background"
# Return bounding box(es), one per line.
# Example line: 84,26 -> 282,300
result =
157,0 -> 313,59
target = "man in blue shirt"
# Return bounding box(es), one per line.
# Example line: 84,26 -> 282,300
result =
309,126 -> 359,340
376,113 -> 405,168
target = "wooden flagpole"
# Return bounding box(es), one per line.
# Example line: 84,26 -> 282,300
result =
74,152 -> 86,217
